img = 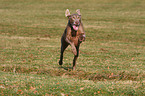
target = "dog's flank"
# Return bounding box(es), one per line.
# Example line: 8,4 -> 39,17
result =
59,9 -> 86,70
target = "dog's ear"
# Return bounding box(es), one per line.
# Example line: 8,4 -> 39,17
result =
65,9 -> 71,17
76,9 -> 81,16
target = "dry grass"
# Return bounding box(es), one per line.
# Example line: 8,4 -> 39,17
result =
0,0 -> 145,95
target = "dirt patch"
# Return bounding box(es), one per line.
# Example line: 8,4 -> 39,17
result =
0,65 -> 143,81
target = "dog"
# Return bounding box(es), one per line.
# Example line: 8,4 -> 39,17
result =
59,9 -> 86,70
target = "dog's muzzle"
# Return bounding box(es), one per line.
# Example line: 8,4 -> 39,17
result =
72,21 -> 80,31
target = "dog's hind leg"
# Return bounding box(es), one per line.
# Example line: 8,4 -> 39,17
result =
59,38 -> 68,66
72,44 -> 80,70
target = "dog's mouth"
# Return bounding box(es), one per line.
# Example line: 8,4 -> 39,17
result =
72,25 -> 79,31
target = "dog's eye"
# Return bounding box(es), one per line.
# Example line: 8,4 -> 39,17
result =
73,16 -> 75,19
77,16 -> 80,19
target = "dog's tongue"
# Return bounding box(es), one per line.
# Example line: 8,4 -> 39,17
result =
73,25 -> 78,31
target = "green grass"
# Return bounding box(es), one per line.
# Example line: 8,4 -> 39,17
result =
0,0 -> 145,95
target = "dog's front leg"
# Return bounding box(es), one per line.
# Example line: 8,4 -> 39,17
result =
65,38 -> 77,55
71,43 -> 77,56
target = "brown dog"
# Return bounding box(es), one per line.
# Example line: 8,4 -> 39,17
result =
59,9 -> 86,70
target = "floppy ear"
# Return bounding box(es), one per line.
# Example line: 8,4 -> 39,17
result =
65,9 -> 71,17
76,9 -> 81,15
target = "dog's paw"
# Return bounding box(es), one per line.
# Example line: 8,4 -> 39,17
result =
59,60 -> 63,65
73,66 -> 76,70
79,34 -> 86,42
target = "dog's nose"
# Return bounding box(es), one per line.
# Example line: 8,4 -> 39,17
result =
74,21 -> 80,26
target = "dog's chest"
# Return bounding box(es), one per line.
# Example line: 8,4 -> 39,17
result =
71,31 -> 78,37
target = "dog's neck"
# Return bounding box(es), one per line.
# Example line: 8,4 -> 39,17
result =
67,20 -> 77,37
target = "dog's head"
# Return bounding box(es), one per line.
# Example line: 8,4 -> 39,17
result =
65,9 -> 81,31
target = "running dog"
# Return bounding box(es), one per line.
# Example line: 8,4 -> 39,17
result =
59,9 -> 86,70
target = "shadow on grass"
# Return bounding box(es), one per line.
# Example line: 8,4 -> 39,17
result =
58,66 -> 73,71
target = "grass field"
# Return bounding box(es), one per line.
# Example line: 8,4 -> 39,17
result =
0,0 -> 145,95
